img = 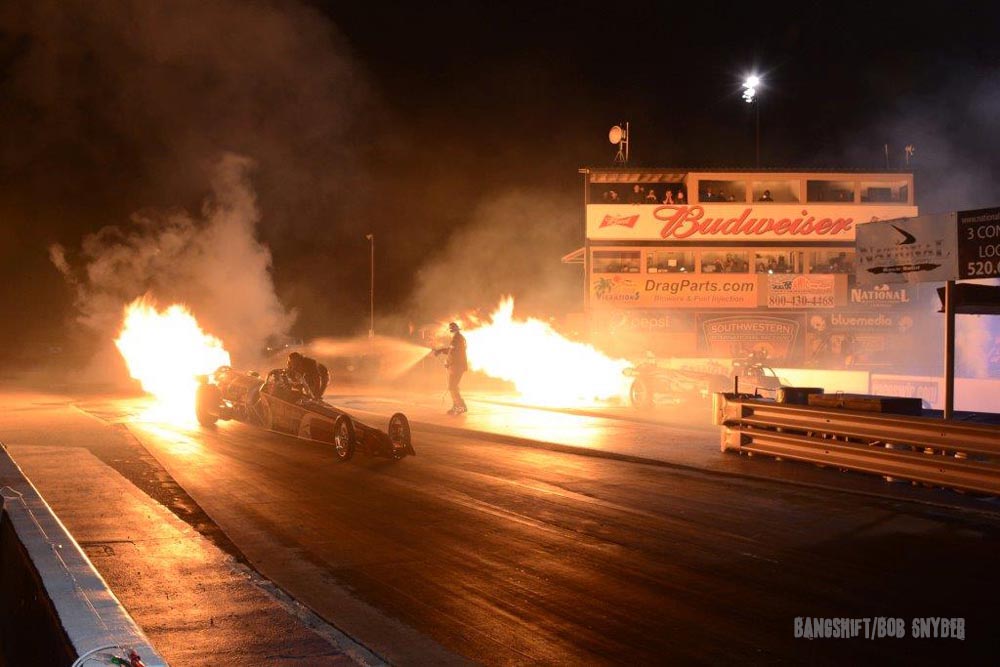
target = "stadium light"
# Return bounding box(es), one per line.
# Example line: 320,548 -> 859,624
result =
742,74 -> 762,167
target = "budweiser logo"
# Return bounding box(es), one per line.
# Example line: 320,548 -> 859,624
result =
653,205 -> 854,239
599,214 -> 639,229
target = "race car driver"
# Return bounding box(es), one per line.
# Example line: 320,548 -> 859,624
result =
286,352 -> 330,400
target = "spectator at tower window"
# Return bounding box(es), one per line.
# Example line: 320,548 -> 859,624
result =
759,189 -> 774,201
676,189 -> 686,204
645,188 -> 658,203
628,184 -> 645,204
662,190 -> 674,204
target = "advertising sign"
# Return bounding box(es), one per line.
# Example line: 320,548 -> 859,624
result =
766,274 -> 836,309
589,309 -> 698,358
697,314 -> 803,361
855,213 -> 957,284
591,274 -> 757,309
586,203 -> 918,242
958,207 -> 1000,279
804,310 -> 930,371
848,283 -> 914,307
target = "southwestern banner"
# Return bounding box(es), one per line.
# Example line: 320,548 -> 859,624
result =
590,274 -> 757,309
697,314 -> 804,361
586,203 -> 918,241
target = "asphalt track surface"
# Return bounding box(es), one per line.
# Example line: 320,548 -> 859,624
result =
5,388 -> 1000,664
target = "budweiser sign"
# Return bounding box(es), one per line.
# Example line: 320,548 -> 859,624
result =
653,206 -> 853,239
599,213 -> 640,229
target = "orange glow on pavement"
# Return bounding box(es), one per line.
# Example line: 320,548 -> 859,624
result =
115,297 -> 230,424
460,297 -> 630,406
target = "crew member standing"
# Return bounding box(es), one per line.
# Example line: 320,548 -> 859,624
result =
435,322 -> 468,415
286,352 -> 329,400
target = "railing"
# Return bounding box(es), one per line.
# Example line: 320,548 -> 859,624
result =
714,394 -> 1000,495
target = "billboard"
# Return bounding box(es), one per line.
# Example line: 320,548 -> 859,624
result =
587,203 -> 918,242
590,274 -> 757,309
856,207 -> 1000,284
957,207 -> 1000,279
855,213 -> 957,284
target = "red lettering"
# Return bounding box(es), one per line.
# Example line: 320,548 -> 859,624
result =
830,218 -> 854,234
652,206 -> 855,239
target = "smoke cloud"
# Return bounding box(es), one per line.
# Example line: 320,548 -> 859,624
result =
0,0 -> 377,357
406,189 -> 582,326
51,154 -> 293,364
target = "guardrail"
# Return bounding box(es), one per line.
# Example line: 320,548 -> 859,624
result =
714,394 -> 1000,495
0,444 -> 168,667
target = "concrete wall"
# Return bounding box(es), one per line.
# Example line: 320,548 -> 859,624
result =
0,509 -> 77,666
0,446 -> 168,667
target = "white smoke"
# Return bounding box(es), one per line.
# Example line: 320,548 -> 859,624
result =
51,153 -> 294,365
408,189 -> 581,322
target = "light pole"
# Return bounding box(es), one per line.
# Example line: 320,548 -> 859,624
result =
742,75 -> 761,168
365,233 -> 374,340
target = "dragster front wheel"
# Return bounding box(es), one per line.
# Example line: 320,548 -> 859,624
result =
629,378 -> 653,409
332,415 -> 356,462
388,412 -> 413,460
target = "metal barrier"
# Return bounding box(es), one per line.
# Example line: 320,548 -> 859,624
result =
714,394 -> 1000,495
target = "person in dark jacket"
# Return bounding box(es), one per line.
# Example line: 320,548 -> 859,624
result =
286,352 -> 329,400
434,322 -> 468,414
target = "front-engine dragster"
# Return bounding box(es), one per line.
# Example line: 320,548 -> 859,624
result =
195,366 -> 415,462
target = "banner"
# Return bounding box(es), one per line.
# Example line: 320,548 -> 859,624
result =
766,274 -> 836,309
587,203 -> 918,242
591,274 -> 757,309
848,283 -> 914,307
856,213 -> 957,284
697,314 -> 803,361
957,207 -> 1000,279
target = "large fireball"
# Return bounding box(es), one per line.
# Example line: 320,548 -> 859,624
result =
462,297 -> 630,405
115,297 -> 230,422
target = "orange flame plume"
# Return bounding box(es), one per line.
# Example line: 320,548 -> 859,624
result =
115,297 -> 231,423
461,297 -> 630,406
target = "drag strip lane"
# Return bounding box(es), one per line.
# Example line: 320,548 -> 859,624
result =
110,399 -> 1000,665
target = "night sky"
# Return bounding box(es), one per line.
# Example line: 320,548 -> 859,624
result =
1,1 -> 998,364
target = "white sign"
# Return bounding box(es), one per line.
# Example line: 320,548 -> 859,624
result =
587,203 -> 919,242
767,274 -> 836,309
855,213 -> 957,285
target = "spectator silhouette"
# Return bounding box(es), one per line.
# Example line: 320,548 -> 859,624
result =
628,184 -> 645,204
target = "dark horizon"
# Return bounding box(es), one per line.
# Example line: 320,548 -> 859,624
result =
2,1 -> 999,363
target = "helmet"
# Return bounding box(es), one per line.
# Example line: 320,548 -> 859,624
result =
287,351 -> 303,366
448,322 -> 460,332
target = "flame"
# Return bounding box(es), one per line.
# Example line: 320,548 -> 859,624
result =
460,297 -> 630,406
115,297 -> 231,423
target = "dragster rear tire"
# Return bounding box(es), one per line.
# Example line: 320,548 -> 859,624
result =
196,384 -> 222,426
